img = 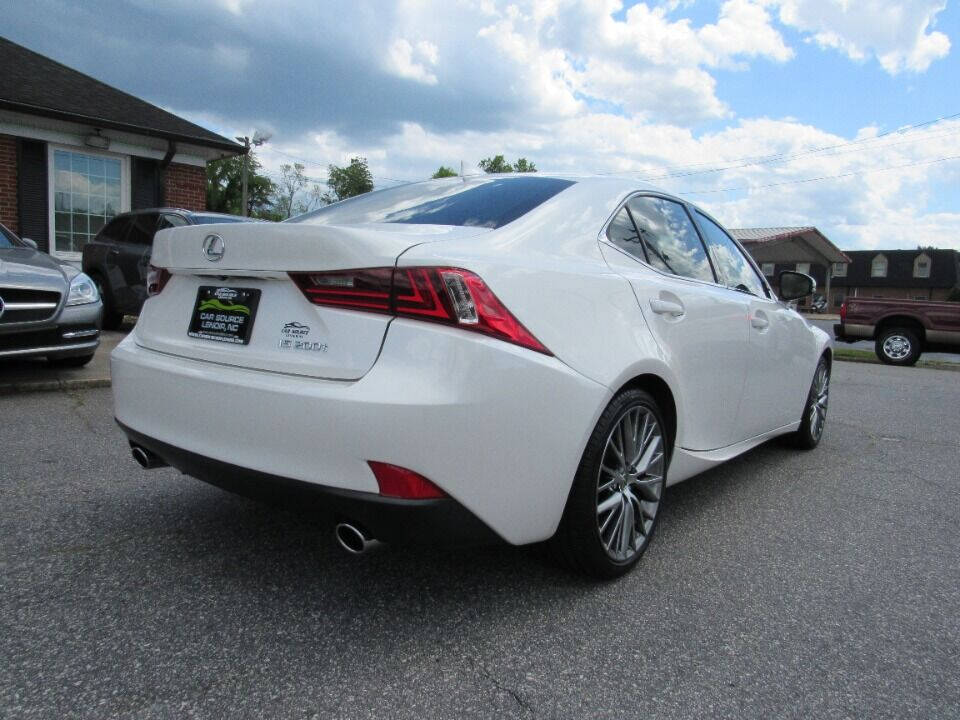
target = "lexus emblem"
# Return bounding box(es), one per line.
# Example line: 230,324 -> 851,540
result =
202,234 -> 225,262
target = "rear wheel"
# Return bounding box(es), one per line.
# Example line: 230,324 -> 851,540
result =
91,274 -> 123,330
876,327 -> 920,366
553,389 -> 667,579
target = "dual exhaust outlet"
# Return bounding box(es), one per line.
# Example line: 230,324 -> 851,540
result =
130,444 -> 381,556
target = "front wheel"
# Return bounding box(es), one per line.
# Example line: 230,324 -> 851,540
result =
789,357 -> 830,450
876,327 -> 920,366
92,275 -> 124,331
553,389 -> 667,579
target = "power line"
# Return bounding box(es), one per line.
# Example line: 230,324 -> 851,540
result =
676,154 -> 960,196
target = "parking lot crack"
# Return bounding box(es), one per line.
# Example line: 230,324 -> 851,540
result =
475,662 -> 536,717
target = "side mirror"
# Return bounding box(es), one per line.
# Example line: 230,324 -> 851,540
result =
21,237 -> 38,250
779,270 -> 815,301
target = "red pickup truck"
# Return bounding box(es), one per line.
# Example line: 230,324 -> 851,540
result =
834,298 -> 960,365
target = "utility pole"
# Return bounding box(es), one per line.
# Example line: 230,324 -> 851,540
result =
235,131 -> 271,217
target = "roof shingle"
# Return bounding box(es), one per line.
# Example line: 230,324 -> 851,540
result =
0,37 -> 242,154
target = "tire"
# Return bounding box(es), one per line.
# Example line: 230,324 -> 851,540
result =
91,274 -> 123,331
553,389 -> 668,579
875,327 -> 920,366
47,353 -> 94,368
789,356 -> 830,450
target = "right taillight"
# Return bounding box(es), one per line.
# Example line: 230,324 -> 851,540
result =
289,266 -> 551,355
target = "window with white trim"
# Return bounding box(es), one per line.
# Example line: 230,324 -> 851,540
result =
51,147 -> 127,257
795,262 -> 811,275
832,262 -> 847,277
913,253 -> 931,278
761,263 -> 775,276
871,254 -> 888,278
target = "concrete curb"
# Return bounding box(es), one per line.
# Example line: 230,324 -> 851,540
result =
0,377 -> 112,395
835,355 -> 960,372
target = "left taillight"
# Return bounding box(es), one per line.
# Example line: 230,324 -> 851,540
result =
289,267 -> 552,355
147,265 -> 171,296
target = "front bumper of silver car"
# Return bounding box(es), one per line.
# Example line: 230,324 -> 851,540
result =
0,300 -> 103,359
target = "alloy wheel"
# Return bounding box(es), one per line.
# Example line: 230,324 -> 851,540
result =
809,362 -> 830,441
596,405 -> 665,562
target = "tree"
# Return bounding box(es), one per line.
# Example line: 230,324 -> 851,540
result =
272,163 -> 309,219
478,155 -> 537,173
514,158 -> 537,173
432,165 -> 458,178
206,151 -> 275,217
478,155 -> 513,173
324,157 -> 374,203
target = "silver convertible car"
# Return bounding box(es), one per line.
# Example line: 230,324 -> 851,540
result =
0,222 -> 103,366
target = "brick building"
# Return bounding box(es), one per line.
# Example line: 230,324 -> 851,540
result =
813,249 -> 960,308
0,37 -> 243,262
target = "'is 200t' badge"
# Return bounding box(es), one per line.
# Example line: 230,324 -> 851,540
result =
279,322 -> 328,352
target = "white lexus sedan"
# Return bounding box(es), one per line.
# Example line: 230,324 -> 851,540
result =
112,175 -> 831,578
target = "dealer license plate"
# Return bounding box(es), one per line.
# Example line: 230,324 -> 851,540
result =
188,286 -> 261,345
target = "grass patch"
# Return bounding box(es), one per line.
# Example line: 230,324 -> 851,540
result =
833,346 -> 960,371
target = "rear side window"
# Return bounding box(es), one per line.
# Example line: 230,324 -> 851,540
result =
695,212 -> 767,297
126,213 -> 158,245
157,214 -> 188,230
625,196 -> 714,283
98,216 -> 133,243
606,208 -> 645,261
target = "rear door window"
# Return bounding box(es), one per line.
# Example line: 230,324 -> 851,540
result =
625,196 -> 714,283
98,216 -> 133,243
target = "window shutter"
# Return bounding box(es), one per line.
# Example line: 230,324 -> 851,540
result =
131,157 -> 161,209
17,140 -> 48,252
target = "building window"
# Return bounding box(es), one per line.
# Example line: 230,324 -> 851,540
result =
871,254 -> 887,278
795,262 -> 811,275
761,263 -> 775,276
913,253 -> 931,278
50,147 -> 127,258
832,262 -> 847,277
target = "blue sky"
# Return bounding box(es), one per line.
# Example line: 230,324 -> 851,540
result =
4,0 -> 959,249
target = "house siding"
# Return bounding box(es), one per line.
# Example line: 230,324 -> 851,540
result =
163,163 -> 206,211
0,134 -> 18,233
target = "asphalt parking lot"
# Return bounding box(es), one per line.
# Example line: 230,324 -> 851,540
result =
2,362 -> 958,719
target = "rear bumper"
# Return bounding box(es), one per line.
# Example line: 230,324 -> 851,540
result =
833,322 -> 872,343
120,421 -> 500,545
111,320 -> 609,545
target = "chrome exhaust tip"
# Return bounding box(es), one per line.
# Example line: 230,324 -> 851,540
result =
131,444 -> 168,470
334,522 -> 382,555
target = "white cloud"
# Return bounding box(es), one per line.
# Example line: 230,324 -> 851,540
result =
384,37 -> 439,85
777,0 -> 951,73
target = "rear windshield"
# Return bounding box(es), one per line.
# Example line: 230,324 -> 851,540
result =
290,176 -> 575,229
190,214 -> 252,225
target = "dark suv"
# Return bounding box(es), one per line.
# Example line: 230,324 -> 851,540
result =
82,208 -> 258,329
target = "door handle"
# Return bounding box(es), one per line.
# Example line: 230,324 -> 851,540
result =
108,247 -> 120,256
649,298 -> 685,317
751,314 -> 769,329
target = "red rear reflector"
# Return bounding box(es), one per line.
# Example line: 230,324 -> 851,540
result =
147,265 -> 171,296
367,461 -> 447,499
290,267 -> 551,355
839,301 -> 847,322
